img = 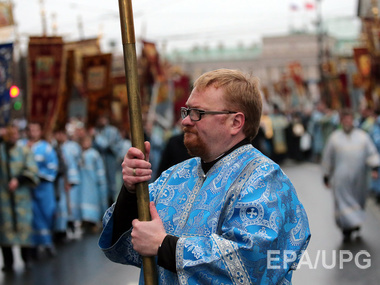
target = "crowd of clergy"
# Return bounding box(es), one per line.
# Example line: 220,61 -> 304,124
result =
0,115 -> 131,272
2,99 -> 380,272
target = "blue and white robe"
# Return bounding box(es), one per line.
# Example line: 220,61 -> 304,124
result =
93,125 -> 123,203
99,145 -> 311,284
79,147 -> 107,224
19,139 -> 58,246
54,140 -> 81,232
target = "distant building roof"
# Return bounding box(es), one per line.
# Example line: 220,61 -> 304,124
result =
324,16 -> 361,39
165,16 -> 361,61
165,43 -> 262,63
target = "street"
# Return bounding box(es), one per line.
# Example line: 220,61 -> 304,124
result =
288,162 -> 380,285
1,161 -> 380,285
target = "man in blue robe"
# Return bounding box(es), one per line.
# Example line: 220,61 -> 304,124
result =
99,69 -> 311,284
0,126 -> 40,271
52,128 -> 81,242
78,134 -> 107,228
19,122 -> 58,257
92,115 -> 123,205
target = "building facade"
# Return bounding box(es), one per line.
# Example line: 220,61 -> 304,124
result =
165,30 -> 361,111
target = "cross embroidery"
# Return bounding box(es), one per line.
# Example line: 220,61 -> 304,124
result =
247,208 -> 257,219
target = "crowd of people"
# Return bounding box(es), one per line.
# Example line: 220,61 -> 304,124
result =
252,101 -> 380,243
0,115 -> 130,272
2,69 -> 380,279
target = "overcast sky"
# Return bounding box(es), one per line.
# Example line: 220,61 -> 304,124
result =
12,0 -> 360,54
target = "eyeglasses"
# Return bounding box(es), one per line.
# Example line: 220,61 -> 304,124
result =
181,107 -> 237,122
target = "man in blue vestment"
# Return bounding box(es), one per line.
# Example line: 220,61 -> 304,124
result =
52,128 -> 81,242
99,69 -> 311,284
78,134 -> 107,228
92,115 -> 123,205
20,122 -> 58,257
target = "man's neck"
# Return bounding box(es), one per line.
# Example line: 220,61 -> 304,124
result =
201,138 -> 250,174
203,135 -> 248,163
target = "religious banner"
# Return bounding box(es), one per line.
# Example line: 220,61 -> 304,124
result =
0,2 -> 14,28
65,38 -> 101,95
147,81 -> 173,131
27,36 -> 66,134
141,40 -> 164,82
173,72 -> 190,123
287,61 -> 307,108
353,47 -> 373,106
353,47 -> 371,78
53,49 -> 74,132
139,40 -> 164,106
338,72 -> 350,108
82,53 -> 112,128
288,62 -> 304,86
0,2 -> 15,43
54,38 -> 101,131
112,75 -> 129,132
0,42 -> 13,126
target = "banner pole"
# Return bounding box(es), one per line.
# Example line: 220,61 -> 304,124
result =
117,0 -> 158,284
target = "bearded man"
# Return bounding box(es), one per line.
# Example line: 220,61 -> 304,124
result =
99,69 -> 311,284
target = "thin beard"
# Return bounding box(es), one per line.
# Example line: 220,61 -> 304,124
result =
184,130 -> 209,158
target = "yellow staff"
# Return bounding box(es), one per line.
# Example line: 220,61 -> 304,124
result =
117,0 -> 158,284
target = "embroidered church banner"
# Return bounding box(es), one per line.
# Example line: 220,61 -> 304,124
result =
0,2 -> 14,28
139,40 -> 164,106
0,2 -> 15,43
82,53 -> 112,128
111,75 -> 129,133
65,38 -> 101,95
53,38 -> 101,131
27,36 -> 66,134
173,73 -> 190,123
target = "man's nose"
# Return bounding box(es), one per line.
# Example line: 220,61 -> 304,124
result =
181,115 -> 194,126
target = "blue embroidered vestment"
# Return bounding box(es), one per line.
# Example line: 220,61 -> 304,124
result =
99,145 -> 310,284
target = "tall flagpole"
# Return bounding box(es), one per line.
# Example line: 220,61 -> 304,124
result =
117,0 -> 158,284
39,0 -> 47,36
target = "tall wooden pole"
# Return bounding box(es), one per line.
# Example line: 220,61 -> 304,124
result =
117,0 -> 158,284
39,0 -> 47,36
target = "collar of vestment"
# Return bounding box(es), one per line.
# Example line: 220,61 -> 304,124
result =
201,138 -> 250,174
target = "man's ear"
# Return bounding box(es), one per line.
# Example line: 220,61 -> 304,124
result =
230,112 -> 245,135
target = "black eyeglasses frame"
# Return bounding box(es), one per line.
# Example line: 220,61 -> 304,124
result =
180,107 -> 237,122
